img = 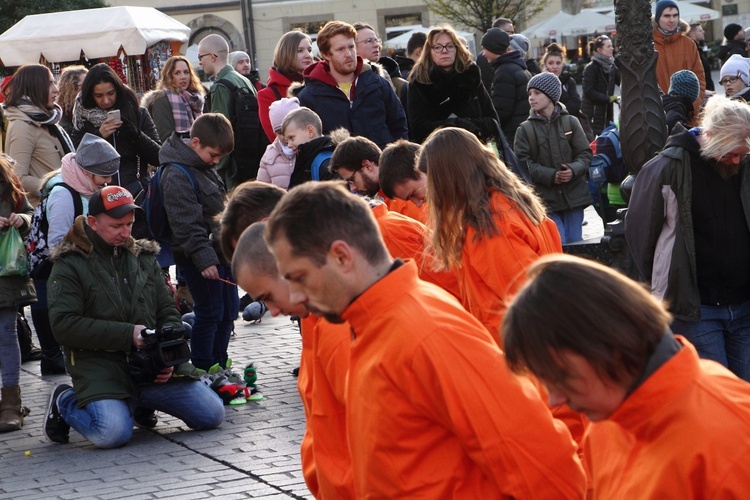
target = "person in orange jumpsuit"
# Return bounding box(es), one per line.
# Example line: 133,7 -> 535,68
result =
421,127 -> 561,343
503,254 -> 750,499
232,222 -> 354,498
370,198 -> 461,299
329,134 -> 428,223
265,182 -> 586,498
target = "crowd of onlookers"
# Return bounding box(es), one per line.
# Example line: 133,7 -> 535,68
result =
1,3 -> 750,497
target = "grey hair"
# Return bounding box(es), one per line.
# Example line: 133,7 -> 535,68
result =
699,95 -> 750,160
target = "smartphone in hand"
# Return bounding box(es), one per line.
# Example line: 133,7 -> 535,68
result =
107,109 -> 121,121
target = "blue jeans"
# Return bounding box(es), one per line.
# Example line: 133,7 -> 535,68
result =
58,380 -> 224,448
178,264 -> 238,370
0,307 -> 20,387
671,298 -> 750,382
549,208 -> 585,245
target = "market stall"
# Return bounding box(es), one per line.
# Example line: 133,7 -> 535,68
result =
0,6 -> 191,92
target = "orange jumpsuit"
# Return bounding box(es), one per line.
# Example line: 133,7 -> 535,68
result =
459,190 -> 562,343
372,202 -> 461,299
341,261 -> 586,498
586,336 -> 750,498
297,315 -> 355,498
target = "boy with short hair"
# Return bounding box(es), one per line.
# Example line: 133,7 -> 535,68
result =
515,72 -> 592,244
281,107 -> 336,188
159,114 -> 239,372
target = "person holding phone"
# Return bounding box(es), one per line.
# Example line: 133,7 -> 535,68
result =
71,63 -> 160,239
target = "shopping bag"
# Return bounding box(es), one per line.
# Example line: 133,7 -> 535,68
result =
0,226 -> 29,276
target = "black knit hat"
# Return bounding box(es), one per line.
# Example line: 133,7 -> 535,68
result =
527,72 -> 562,103
481,28 -> 510,55
724,23 -> 743,41
655,0 -> 679,22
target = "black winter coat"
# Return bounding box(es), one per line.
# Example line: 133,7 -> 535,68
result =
559,72 -> 582,118
490,51 -> 531,146
581,60 -> 618,136
662,94 -> 693,133
717,39 -> 748,64
408,63 -> 498,144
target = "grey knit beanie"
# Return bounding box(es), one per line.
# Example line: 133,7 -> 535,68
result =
527,72 -> 562,103
76,133 -> 120,176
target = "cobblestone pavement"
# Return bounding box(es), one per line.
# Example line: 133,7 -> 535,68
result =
0,313 -> 312,500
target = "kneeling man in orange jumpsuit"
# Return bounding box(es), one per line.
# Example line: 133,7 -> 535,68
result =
265,182 -> 585,498
503,254 -> 750,499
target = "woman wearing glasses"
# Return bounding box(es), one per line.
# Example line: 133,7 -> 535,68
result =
581,35 -> 619,136
407,25 -> 498,144
719,54 -> 750,102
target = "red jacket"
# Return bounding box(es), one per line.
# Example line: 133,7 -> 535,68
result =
459,191 -> 562,343
372,202 -> 461,299
257,67 -> 302,143
297,315 -> 355,498
341,261 -> 585,498
586,336 -> 750,498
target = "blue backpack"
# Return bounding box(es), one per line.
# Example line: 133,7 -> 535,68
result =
590,124 -> 625,184
144,163 -> 199,242
311,151 -> 333,181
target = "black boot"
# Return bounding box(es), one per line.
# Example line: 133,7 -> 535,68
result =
41,352 -> 66,376
30,298 -> 66,375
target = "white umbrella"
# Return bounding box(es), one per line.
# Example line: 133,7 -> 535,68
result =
0,6 -> 190,66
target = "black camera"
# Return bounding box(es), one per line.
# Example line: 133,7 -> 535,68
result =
128,326 -> 191,384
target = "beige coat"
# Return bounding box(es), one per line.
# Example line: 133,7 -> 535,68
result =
5,106 -> 66,205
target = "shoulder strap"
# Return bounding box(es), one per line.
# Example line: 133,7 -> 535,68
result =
311,151 -> 333,181
520,121 -> 537,159
270,85 -> 282,100
57,183 -> 83,217
216,78 -> 237,93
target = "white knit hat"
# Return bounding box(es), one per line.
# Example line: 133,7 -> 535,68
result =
720,54 -> 750,86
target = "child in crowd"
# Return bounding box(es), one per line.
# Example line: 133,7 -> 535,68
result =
159,114 -> 237,372
515,72 -> 592,244
280,107 -> 336,188
662,70 -> 700,133
719,54 -> 750,102
257,97 -> 299,189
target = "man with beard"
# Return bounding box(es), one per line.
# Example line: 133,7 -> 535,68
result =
263,181 -> 586,498
297,21 -> 408,149
329,134 -> 427,222
626,96 -> 750,382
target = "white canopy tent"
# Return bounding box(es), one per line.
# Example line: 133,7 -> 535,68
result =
0,6 -> 191,66
523,11 -> 616,40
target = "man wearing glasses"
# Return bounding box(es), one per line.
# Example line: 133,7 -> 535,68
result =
626,96 -> 750,383
297,21 -> 408,149
197,34 -> 263,188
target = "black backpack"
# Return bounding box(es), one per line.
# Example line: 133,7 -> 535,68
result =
25,183 -> 83,279
215,78 -> 270,184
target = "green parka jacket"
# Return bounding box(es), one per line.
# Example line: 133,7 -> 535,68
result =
514,106 -> 593,213
48,215 -> 186,407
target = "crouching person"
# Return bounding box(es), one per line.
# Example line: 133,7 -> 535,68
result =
43,186 -> 224,448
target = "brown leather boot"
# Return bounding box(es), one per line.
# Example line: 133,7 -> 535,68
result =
0,386 -> 28,432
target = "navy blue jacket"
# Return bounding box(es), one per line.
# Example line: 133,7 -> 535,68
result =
297,58 -> 408,149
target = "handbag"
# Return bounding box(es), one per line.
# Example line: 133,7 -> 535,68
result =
0,226 -> 29,276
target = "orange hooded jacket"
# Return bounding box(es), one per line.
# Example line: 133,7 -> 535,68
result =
341,261 -> 586,498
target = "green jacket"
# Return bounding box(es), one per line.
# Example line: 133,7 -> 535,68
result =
207,65 -> 255,189
514,106 -> 593,213
48,215 -> 185,406
0,179 -> 36,308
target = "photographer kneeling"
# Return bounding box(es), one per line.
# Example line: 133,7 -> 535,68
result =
43,186 -> 224,448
